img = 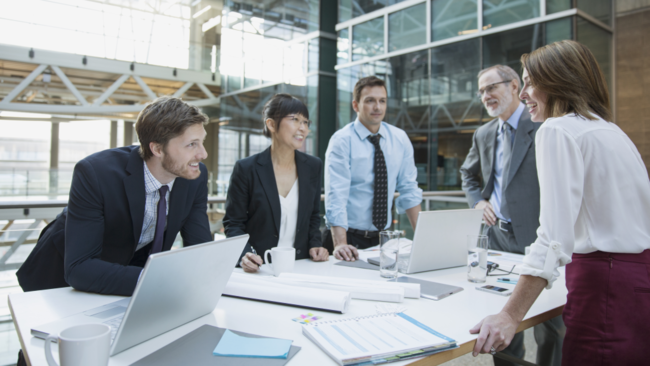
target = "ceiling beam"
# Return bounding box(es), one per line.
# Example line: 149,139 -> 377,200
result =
0,64 -> 47,105
92,74 -> 130,106
0,44 -> 219,87
51,65 -> 89,106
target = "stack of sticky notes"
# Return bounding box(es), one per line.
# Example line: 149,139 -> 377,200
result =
213,329 -> 293,359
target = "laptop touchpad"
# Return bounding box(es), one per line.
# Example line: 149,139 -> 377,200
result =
88,306 -> 127,319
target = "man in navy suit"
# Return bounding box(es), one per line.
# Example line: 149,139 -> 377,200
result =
17,97 -> 213,296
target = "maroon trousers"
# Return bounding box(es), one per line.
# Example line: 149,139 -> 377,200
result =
563,250 -> 650,365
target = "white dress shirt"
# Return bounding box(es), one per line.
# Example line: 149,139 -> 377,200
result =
521,113 -> 650,288
277,179 -> 299,248
137,161 -> 174,251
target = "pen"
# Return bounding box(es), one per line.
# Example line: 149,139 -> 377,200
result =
498,278 -> 518,283
251,247 -> 261,268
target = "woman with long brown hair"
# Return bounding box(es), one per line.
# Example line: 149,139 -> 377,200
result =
470,40 -> 650,365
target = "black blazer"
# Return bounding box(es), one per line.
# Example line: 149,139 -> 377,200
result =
16,146 -> 213,296
223,147 -> 322,262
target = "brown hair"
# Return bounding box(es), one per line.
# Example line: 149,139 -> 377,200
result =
353,76 -> 386,103
262,94 -> 309,138
520,40 -> 611,121
135,97 -> 208,160
477,64 -> 521,92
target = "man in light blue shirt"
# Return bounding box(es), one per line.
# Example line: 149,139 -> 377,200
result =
324,76 -> 422,261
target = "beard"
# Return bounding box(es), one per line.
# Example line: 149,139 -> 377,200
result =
486,91 -> 513,118
161,153 -> 201,180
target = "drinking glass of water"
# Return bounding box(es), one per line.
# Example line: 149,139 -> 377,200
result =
467,235 -> 489,283
380,231 -> 401,279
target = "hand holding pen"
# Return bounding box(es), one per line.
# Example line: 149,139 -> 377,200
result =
241,247 -> 263,273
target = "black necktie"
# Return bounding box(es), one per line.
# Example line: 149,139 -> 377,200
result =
369,135 -> 387,231
151,185 -> 169,254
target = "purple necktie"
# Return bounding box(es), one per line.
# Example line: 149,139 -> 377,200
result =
150,185 -> 169,254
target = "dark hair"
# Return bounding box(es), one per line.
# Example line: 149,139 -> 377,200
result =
521,40 -> 611,121
353,76 -> 386,103
262,94 -> 309,138
135,96 -> 208,160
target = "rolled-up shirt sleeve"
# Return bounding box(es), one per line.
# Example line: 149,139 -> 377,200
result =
325,134 -> 351,229
394,133 -> 422,213
520,124 -> 581,288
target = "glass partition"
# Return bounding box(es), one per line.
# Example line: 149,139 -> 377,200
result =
353,17 -> 386,61
431,0 -> 478,42
577,17 -> 612,93
546,0 -> 572,14
483,0 -> 540,29
339,0 -> 412,23
577,0 -> 612,25
388,3 -> 427,52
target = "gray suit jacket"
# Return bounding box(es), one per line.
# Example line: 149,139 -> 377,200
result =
459,108 -> 541,253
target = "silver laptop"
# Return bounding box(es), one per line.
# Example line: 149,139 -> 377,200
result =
369,209 -> 484,273
32,234 -> 248,356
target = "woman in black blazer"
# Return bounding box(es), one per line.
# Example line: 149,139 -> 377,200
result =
223,94 -> 328,272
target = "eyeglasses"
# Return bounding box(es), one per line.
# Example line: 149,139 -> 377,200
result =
286,115 -> 312,129
476,80 -> 512,98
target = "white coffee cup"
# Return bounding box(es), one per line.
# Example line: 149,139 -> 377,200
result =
264,247 -> 295,276
45,323 -> 111,366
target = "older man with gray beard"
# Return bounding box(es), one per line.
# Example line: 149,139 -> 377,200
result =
459,65 -> 564,366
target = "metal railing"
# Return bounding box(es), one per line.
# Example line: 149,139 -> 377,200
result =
0,191 -> 467,272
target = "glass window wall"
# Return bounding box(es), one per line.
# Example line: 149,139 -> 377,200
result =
483,0 -> 540,29
339,0 -> 412,23
338,29 -> 350,65
577,17 -> 612,93
388,3 -> 427,52
546,0 -> 571,14
352,17 -> 385,60
431,0 -> 478,42
483,24 -> 544,73
577,0 -> 612,26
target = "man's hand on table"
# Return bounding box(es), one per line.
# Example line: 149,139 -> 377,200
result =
310,247 -> 329,262
333,244 -> 359,261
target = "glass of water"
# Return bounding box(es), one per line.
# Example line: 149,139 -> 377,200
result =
380,231 -> 401,278
467,235 -> 489,283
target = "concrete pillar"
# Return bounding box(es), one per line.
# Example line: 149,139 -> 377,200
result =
49,122 -> 59,194
110,120 -> 118,148
124,121 -> 134,146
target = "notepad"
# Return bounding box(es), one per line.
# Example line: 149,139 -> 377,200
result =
213,329 -> 292,359
302,312 -> 457,365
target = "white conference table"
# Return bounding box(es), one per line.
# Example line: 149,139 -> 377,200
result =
10,253 -> 567,366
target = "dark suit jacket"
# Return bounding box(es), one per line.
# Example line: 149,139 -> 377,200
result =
223,147 -> 323,262
16,146 -> 212,296
459,108 -> 542,252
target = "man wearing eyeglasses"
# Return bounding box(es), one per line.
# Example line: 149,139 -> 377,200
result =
460,65 -> 564,366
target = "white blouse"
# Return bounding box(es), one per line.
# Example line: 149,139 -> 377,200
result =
521,113 -> 650,288
277,179 -> 299,248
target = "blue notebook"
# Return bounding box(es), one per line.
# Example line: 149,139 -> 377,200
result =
213,329 -> 292,358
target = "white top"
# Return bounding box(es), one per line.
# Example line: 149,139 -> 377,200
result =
521,113 -> 650,288
277,178 -> 299,248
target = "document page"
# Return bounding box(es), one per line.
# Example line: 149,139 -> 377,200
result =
303,313 -> 454,365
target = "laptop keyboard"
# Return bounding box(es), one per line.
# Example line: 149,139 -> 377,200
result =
103,314 -> 125,342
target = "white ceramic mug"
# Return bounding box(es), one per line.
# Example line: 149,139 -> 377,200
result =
45,323 -> 111,366
264,247 -> 296,276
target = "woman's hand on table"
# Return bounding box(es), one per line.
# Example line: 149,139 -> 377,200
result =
309,247 -> 329,262
241,252 -> 263,272
470,311 -> 519,356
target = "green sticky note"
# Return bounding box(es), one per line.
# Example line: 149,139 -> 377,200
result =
213,329 -> 292,359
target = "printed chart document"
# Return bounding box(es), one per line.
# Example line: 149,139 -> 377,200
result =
302,312 -> 456,365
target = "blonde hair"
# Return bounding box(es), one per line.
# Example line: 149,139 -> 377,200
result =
520,40 -> 611,121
